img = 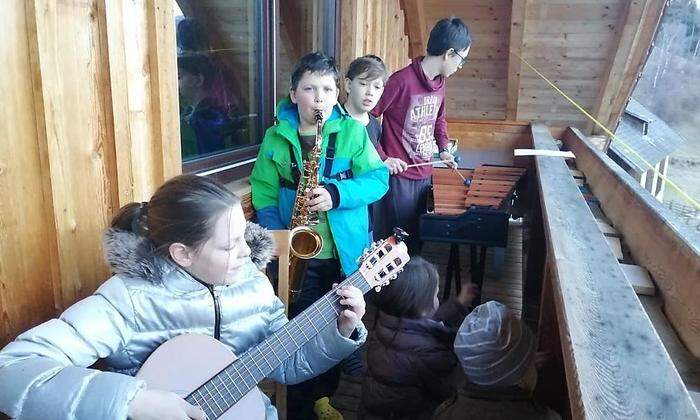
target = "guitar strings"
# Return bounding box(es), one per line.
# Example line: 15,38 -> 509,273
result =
189,274 -> 362,416
186,271 -> 369,416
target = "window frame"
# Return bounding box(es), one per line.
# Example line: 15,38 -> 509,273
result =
182,0 -> 340,183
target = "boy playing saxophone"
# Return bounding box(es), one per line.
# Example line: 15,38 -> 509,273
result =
250,51 -> 389,420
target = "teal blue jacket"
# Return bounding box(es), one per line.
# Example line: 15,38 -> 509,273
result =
250,98 -> 389,274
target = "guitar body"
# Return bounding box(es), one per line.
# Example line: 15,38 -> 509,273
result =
136,334 -> 266,419
135,231 -> 410,420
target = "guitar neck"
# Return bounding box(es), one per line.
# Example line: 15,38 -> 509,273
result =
184,271 -> 370,416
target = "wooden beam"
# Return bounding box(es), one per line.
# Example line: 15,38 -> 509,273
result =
533,261 -> 569,415
25,0 -> 118,309
371,0 -> 384,54
103,0 -> 134,206
339,0 -> 365,73
506,0 -> 528,121
147,0 -> 181,184
1,0 -> 61,345
400,0 -> 426,58
563,127 -> 700,358
588,0 -> 666,135
532,123 -> 697,418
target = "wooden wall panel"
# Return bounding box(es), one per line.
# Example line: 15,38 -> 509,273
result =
424,0 -> 511,120
447,120 -> 531,151
0,0 -> 57,345
395,0 -> 664,133
27,0 -> 118,309
0,0 -> 180,346
339,0 -> 410,79
447,119 -> 565,155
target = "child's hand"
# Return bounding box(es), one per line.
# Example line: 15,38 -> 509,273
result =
307,187 -> 333,212
128,389 -> 206,420
334,284 -> 366,337
384,157 -> 408,175
457,282 -> 478,307
439,151 -> 457,168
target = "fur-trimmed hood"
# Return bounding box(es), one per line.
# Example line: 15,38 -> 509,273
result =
102,221 -> 275,283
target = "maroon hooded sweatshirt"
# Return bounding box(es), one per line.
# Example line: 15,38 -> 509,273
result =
371,57 -> 450,180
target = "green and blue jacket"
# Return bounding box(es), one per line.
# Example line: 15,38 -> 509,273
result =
251,98 -> 389,274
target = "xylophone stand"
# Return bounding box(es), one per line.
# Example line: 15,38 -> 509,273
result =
442,244 -> 487,304
443,244 -> 461,300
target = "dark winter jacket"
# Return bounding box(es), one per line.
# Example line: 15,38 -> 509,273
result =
359,300 -> 469,420
432,382 -> 562,420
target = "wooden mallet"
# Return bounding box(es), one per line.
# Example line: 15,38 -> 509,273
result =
405,159 -> 453,168
405,156 -> 470,186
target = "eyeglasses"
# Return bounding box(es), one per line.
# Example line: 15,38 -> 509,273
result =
453,50 -> 468,69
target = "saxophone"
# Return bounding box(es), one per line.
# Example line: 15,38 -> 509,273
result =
287,110 -> 325,300
288,109 -> 324,268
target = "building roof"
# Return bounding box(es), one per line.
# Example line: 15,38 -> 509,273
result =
609,98 -> 686,174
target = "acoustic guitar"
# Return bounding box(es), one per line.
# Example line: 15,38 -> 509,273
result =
136,230 -> 410,419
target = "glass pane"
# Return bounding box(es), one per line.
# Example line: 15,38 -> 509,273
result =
276,0 -> 328,104
174,1 -> 260,162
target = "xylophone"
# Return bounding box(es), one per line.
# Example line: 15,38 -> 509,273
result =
420,165 -> 526,302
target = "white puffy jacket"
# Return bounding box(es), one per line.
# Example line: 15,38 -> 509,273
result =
0,224 -> 366,419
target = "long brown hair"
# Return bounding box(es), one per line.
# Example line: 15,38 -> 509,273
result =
375,256 -> 440,319
110,174 -> 240,254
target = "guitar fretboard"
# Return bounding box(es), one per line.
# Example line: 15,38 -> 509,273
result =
184,271 -> 371,418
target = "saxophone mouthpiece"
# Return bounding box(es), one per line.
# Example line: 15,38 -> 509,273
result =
314,109 -> 323,123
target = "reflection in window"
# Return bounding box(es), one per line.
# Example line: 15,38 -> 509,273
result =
174,2 -> 260,162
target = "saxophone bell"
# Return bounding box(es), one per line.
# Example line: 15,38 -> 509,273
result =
289,226 -> 324,259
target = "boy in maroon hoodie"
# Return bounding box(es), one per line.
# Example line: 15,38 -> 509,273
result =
371,17 -> 472,253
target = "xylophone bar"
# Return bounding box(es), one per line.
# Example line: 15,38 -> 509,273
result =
430,165 -> 525,214
432,168 -> 474,186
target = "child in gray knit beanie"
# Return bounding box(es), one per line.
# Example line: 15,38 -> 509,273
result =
455,300 -> 536,387
432,301 -> 560,420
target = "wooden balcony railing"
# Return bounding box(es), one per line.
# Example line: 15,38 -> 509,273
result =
563,127 -> 700,359
530,123 -> 698,419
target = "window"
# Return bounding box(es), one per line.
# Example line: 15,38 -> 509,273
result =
174,0 -> 337,182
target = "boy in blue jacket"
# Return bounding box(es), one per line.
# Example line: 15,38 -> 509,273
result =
250,51 -> 389,420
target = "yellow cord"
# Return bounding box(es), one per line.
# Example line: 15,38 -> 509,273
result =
512,51 -> 700,211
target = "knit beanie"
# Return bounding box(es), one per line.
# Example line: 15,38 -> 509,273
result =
454,300 -> 535,387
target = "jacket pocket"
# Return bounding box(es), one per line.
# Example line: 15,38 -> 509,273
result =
271,149 -> 294,182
